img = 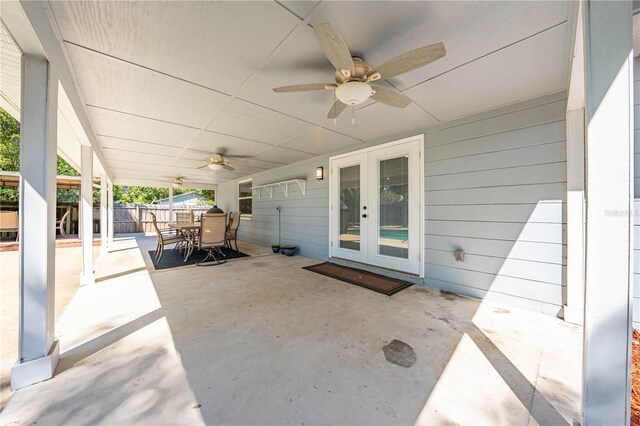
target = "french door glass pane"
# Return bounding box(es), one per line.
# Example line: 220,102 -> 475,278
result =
339,165 -> 360,250
379,156 -> 409,258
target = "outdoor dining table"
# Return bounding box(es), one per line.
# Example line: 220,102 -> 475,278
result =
168,222 -> 201,262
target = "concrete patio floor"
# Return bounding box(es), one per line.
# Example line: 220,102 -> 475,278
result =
1,235 -> 581,425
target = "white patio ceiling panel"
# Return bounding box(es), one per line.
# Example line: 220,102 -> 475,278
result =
299,1 -> 572,92
65,44 -> 231,129
48,1 -> 300,94
189,132 -> 274,159
45,1 -> 574,187
405,23 -> 569,122
278,127 -> 363,155
238,25 -> 348,126
330,102 -> 438,142
0,22 -> 21,120
204,98 -> 315,146
253,146 -> 316,164
88,107 -> 201,147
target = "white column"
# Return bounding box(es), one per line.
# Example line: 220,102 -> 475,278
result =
11,55 -> 59,390
107,178 -> 114,247
582,0 -> 633,424
564,1 -> 586,326
168,186 -> 174,222
100,175 -> 107,254
565,108 -> 586,325
80,145 -> 95,286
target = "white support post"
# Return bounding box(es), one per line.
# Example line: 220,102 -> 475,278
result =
11,55 -> 59,390
582,0 -> 633,424
168,186 -> 174,222
100,175 -> 107,255
564,0 -> 586,326
107,178 -> 114,247
80,145 -> 95,286
565,108 -> 586,325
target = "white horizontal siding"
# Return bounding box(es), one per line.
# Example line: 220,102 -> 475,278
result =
424,92 -> 567,315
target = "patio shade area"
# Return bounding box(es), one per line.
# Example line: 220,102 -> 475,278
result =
0,0 -> 636,423
0,236 -> 581,424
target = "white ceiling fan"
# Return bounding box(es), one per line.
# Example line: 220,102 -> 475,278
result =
197,153 -> 251,172
273,23 -> 446,121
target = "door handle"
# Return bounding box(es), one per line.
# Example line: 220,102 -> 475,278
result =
362,214 -> 367,218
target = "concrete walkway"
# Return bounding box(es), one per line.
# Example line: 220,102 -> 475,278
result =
1,236 -> 581,425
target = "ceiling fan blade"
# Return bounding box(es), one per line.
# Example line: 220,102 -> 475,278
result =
222,164 -> 235,171
371,86 -> 412,108
374,42 -> 446,79
222,154 -> 255,159
313,23 -> 355,76
273,83 -> 337,93
327,99 -> 347,119
197,164 -> 209,169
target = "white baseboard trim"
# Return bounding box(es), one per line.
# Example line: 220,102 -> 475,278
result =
11,340 -> 60,390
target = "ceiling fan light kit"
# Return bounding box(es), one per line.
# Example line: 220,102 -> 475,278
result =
208,163 -> 224,171
272,23 -> 446,123
335,81 -> 372,106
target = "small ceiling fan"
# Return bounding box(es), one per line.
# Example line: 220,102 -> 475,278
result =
172,177 -> 184,188
197,153 -> 248,172
273,23 -> 446,121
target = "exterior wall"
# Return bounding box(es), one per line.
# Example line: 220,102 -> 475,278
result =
218,158 -> 331,260
218,92 -> 567,315
423,92 -> 567,316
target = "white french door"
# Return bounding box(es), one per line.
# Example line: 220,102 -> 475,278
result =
330,136 -> 423,275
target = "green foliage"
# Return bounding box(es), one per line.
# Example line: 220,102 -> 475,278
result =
0,108 -> 215,205
113,186 -> 215,205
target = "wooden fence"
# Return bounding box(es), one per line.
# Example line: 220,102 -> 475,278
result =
112,204 -> 210,234
1,202 -> 211,236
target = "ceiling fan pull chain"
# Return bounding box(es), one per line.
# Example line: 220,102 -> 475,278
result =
333,91 -> 337,125
352,105 -> 355,125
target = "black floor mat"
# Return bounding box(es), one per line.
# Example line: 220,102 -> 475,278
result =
149,247 -> 249,270
303,262 -> 413,296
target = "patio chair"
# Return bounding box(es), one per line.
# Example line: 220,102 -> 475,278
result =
175,211 -> 194,223
225,211 -> 242,251
0,211 -> 19,241
56,210 -> 70,237
150,212 -> 185,262
196,213 -> 227,266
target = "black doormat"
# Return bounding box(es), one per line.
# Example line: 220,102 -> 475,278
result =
302,262 -> 413,296
149,247 -> 249,270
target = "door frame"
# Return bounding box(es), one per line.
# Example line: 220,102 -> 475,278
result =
328,134 -> 425,278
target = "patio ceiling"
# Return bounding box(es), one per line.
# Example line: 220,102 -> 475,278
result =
41,1 -> 572,188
